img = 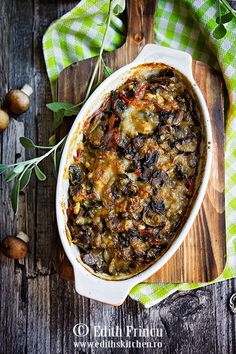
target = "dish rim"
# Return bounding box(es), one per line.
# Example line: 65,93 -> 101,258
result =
56,44 -> 212,305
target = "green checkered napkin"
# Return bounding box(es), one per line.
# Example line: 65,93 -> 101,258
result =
43,0 -> 236,308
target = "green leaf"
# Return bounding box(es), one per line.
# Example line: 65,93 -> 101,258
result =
47,102 -> 75,113
0,164 -> 7,174
20,168 -> 33,190
213,24 -> 227,39
63,107 -> 81,117
53,110 -> 65,130
111,0 -> 124,15
13,164 -> 25,174
11,179 -> 20,213
34,165 -> 46,181
47,102 -> 81,116
48,102 -> 82,129
103,65 -> 114,78
91,80 -> 102,95
5,164 -> 25,182
216,12 -> 233,24
20,136 -> 36,149
5,170 -> 19,182
113,4 -> 123,15
53,150 -> 57,174
53,149 -> 62,176
49,134 -> 56,146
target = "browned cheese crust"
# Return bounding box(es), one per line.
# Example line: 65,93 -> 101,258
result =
67,64 -> 201,279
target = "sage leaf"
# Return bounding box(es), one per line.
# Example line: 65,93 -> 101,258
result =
47,102 -> 74,112
49,134 -> 56,146
34,165 -> 46,181
20,168 -> 33,190
53,150 -> 57,175
0,164 -> 7,174
47,102 -> 81,116
111,0 -> 124,15
63,107 -> 81,117
5,169 -> 21,182
91,80 -> 102,95
13,164 -> 25,174
53,149 -> 62,175
104,65 -> 114,78
53,110 -> 65,130
20,136 -> 36,149
48,102 -> 82,129
5,164 -> 25,182
216,12 -> 233,24
213,24 -> 227,39
11,179 -> 20,213
113,4 -> 123,15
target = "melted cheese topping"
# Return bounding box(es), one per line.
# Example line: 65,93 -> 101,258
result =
67,64 -> 201,279
121,102 -> 158,137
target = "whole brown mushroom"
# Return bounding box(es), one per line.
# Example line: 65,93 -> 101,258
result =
57,252 -> 74,281
59,259 -> 74,281
0,109 -> 10,133
5,84 -> 33,115
1,232 -> 29,259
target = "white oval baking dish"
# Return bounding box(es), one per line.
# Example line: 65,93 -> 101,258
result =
56,44 -> 212,306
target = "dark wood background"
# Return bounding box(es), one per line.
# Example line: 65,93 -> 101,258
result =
0,1 -> 235,353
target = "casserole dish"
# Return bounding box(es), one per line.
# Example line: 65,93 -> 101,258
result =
56,44 -> 212,305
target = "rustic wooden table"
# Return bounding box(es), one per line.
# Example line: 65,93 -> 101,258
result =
0,1 -> 236,353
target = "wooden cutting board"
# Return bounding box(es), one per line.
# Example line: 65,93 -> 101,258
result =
56,0 -> 226,283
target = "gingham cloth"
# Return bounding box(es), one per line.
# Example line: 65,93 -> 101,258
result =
43,0 -> 236,308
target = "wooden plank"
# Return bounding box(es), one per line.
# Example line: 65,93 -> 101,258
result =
0,119 -> 28,354
31,0 -> 60,276
57,0 -> 225,283
27,276 -> 51,354
0,1 -> 30,352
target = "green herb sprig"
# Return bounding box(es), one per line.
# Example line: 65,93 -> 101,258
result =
0,0 -> 121,214
214,0 -> 236,39
0,136 -> 67,213
47,0 -> 119,129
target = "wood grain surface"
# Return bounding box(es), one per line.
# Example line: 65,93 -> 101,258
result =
58,0 -> 226,283
0,1 -> 235,353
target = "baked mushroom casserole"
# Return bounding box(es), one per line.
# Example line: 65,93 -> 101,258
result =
67,64 -> 201,279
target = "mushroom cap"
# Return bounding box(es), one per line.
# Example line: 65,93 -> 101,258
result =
5,89 -> 30,115
1,236 -> 28,259
0,109 -> 10,133
58,258 -> 74,281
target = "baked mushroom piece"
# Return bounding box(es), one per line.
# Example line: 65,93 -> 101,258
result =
5,84 -> 33,115
175,137 -> 198,152
111,174 -> 138,199
111,91 -> 127,117
0,109 -> 10,133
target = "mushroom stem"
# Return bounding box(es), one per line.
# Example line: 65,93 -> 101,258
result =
21,84 -> 33,97
16,231 -> 30,243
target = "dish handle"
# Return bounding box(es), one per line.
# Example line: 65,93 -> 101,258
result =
73,264 -> 134,306
132,44 -> 193,79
